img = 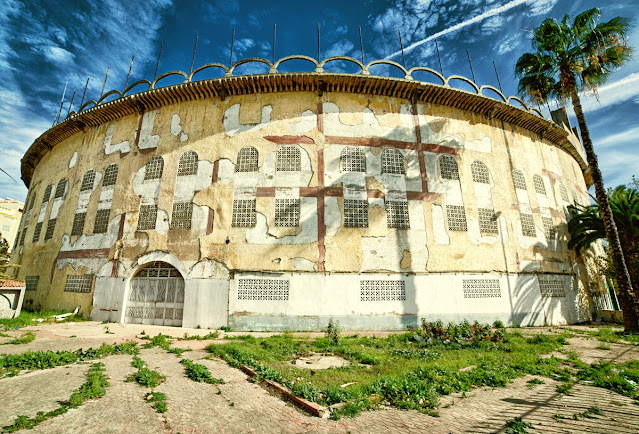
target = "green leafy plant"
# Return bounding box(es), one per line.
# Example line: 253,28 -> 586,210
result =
180,358 -> 224,384
504,417 -> 533,433
145,392 -> 168,413
556,382 -> 573,395
526,378 -> 545,388
2,331 -> 35,345
326,319 -> 341,345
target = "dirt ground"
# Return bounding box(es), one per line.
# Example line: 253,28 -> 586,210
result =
1,322 -> 638,433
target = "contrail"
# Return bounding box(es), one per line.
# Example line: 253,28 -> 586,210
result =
385,0 -> 529,60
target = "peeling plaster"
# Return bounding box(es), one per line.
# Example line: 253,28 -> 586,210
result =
291,257 -> 315,271
324,197 -> 341,236
417,106 -> 491,153
223,104 -> 272,137
432,204 -> 450,245
286,109 -> 317,134
68,152 -> 77,168
138,110 -> 160,149
246,198 -> 318,245
170,114 -> 189,142
104,122 -> 131,155
189,259 -> 230,279
323,102 -> 415,142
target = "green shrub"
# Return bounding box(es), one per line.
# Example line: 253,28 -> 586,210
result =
180,359 -> 225,384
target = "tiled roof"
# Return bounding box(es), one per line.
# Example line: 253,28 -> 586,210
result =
0,279 -> 25,287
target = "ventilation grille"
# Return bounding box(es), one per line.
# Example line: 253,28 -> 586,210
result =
54,180 -> 66,199
170,201 -> 193,230
360,280 -> 406,301
178,152 -> 198,176
539,278 -> 566,297
80,170 -> 95,192
93,209 -> 111,234
386,201 -> 409,229
44,219 -> 56,240
64,275 -> 94,293
144,156 -> 164,181
25,276 -> 39,291
103,164 -> 119,187
533,175 -> 546,196
344,199 -> 369,228
478,208 -> 498,235
71,212 -> 86,236
138,205 -> 158,230
232,199 -> 256,227
381,149 -> 405,175
236,147 -> 259,172
520,213 -> 536,237
341,147 -> 366,172
542,216 -> 556,240
512,169 -> 526,190
471,161 -> 489,184
275,199 -> 300,227
238,279 -> 289,300
439,155 -> 459,180
276,146 -> 301,172
463,279 -> 501,298
446,205 -> 468,231
32,222 -> 43,242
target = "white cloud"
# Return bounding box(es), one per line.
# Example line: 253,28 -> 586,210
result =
43,46 -> 74,63
527,0 -> 558,15
580,73 -> 639,113
595,126 -> 639,149
324,40 -> 355,58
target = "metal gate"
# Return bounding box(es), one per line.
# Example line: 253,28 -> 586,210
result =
125,262 -> 184,326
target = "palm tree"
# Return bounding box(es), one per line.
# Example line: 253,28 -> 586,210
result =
515,8 -> 639,332
568,186 -> 639,298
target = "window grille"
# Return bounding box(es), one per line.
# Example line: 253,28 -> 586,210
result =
559,184 -> 569,202
539,278 -> 566,297
32,222 -> 43,242
385,201 -> 410,229
25,276 -> 39,291
236,147 -> 259,172
144,156 -> 164,181
93,209 -> 111,234
344,199 -> 369,228
28,194 -> 37,211
520,213 -> 536,237
381,149 -> 405,175
64,275 -> 94,293
238,279 -> 289,300
44,218 -> 56,240
471,161 -> 490,184
463,279 -> 501,298
103,164 -> 119,187
276,146 -> 301,172
231,199 -> 256,227
341,147 -> 366,172
512,169 -> 526,190
54,179 -> 66,199
572,193 -> 580,206
360,280 -> 406,301
542,216 -> 556,240
446,205 -> 468,231
533,174 -> 546,196
178,151 -> 198,176
170,201 -> 193,229
71,212 -> 86,236
478,208 -> 498,235
19,229 -> 27,245
43,184 -> 53,202
138,204 -> 158,230
275,198 -> 300,227
80,170 -> 95,192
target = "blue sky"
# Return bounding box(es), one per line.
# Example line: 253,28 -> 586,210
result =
1,0 -> 638,202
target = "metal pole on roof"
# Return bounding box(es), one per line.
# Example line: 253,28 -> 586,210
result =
229,28 -> 235,68
273,24 -> 276,65
466,49 -> 476,83
125,55 -> 134,90
398,30 -> 406,70
99,67 -> 110,100
66,89 -> 76,117
359,25 -> 364,64
79,77 -> 89,109
435,39 -> 443,76
53,81 -> 68,126
492,60 -> 503,93
153,43 -> 163,81
317,22 -> 321,62
190,36 -> 198,76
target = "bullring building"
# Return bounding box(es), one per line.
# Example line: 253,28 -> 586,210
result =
11,56 -> 598,329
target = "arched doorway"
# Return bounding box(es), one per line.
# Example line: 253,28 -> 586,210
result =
125,261 -> 185,326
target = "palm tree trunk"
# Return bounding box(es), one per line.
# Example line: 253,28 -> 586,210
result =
570,87 -> 639,332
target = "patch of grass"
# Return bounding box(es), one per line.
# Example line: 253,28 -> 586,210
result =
219,326 -> 231,332
596,343 -> 612,350
2,362 -> 109,432
180,358 -> 224,384
127,357 -> 165,388
504,416 -> 533,433
554,413 -> 565,421
182,332 -> 219,340
145,392 -> 167,413
584,326 -> 639,344
143,334 -> 189,357
0,342 -> 139,377
0,310 -> 86,330
556,382 -> 573,395
576,360 -> 639,398
573,406 -> 604,420
1,331 -> 35,345
526,377 -> 545,388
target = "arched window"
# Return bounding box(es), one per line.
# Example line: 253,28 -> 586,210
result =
276,146 -> 301,172
54,179 -> 67,199
341,147 -> 365,172
80,170 -> 96,192
559,183 -> 569,202
572,192 -> 580,206
471,161 -> 489,184
103,164 -> 119,187
43,184 -> 53,201
533,174 -> 546,196
236,147 -> 259,172
512,169 -> 526,190
144,156 -> 164,181
381,149 -> 405,175
439,154 -> 459,180
177,151 -> 198,176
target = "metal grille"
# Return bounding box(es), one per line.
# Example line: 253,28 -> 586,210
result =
138,205 -> 158,230
344,199 -> 368,228
439,155 -> 459,180
134,262 -> 182,278
236,146 -> 259,172
533,175 -> 546,196
232,199 -> 256,227
44,218 -> 56,240
19,228 -> 27,245
512,169 -> 526,190
275,198 -> 300,227
341,147 -> 366,172
559,184 -> 569,202
478,208 -> 498,234
170,201 -> 193,229
463,279 -> 501,298
54,179 -> 66,198
93,209 -> 111,233
25,276 -> 39,292
446,205 -> 467,231
103,164 -> 119,187
32,222 -> 43,242
28,194 -> 37,211
43,184 -> 53,202
381,149 -> 405,175
178,151 -> 198,176
360,280 -> 406,301
64,275 -> 94,293
572,193 -> 580,206
471,161 -> 490,184
539,278 -> 566,297
520,213 -> 536,237
276,146 -> 301,172
80,170 -> 95,192
71,212 -> 86,236
386,201 -> 410,229
542,216 -> 556,240
238,279 -> 289,300
144,156 -> 164,181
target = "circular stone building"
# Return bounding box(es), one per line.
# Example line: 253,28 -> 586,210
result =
12,57 -> 600,330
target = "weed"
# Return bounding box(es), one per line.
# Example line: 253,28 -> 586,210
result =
142,334 -> 189,357
182,332 -> 219,340
104,327 -> 114,334
326,319 -> 340,345
127,365 -> 165,388
504,417 -> 533,433
576,361 -> 639,398
596,343 -> 612,350
554,413 -> 565,421
180,359 -> 225,384
493,320 -> 505,329
526,378 -> 545,388
145,392 -> 168,413
219,326 -> 231,332
0,310 -> 86,330
556,382 -> 573,395
573,406 -> 604,420
1,331 -> 35,345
